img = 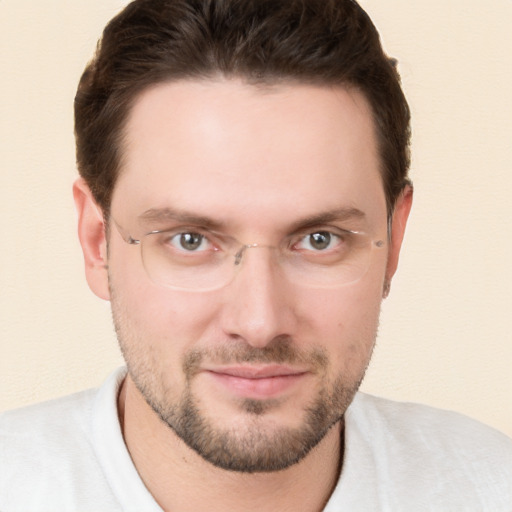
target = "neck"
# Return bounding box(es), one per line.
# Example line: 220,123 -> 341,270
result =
118,376 -> 343,512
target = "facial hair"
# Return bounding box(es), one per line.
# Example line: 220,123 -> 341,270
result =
110,281 -> 375,473
115,327 -> 367,473
153,342 -> 360,472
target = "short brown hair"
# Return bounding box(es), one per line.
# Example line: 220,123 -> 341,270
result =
75,0 -> 411,216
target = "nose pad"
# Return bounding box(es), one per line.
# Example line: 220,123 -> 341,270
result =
231,244 -> 286,287
234,243 -> 260,266
230,244 -> 283,291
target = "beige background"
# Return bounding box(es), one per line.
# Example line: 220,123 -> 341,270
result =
1,1 -> 511,437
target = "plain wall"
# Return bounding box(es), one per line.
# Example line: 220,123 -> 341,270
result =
1,0 -> 511,437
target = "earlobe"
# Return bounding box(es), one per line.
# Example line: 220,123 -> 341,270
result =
73,178 -> 110,300
384,185 -> 413,297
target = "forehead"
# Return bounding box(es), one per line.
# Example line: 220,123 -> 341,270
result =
112,79 -> 386,232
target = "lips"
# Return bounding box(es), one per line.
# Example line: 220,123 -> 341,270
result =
203,365 -> 309,399
210,364 -> 306,378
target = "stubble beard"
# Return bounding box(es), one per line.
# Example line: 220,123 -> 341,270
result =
152,362 -> 358,473
110,287 -> 375,473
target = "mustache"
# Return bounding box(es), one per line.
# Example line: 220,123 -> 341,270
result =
183,336 -> 328,377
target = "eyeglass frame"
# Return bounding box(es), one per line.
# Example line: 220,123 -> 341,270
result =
110,215 -> 388,292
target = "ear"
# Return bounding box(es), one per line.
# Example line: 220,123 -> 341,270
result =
73,178 -> 110,300
384,185 -> 413,296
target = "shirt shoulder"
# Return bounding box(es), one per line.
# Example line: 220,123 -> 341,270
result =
352,392 -> 512,458
0,382 -> 121,511
1,386 -> 94,437
328,393 -> 512,511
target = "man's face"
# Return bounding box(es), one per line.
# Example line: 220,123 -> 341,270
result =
105,79 -> 393,472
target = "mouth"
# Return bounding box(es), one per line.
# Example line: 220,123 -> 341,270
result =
203,365 -> 310,399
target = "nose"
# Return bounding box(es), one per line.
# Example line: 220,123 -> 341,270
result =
219,246 -> 297,349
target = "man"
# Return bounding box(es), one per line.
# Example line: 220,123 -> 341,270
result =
1,0 -> 511,510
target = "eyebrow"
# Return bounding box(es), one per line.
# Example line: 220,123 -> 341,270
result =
138,206 -> 366,232
138,207 -> 226,231
287,207 -> 366,232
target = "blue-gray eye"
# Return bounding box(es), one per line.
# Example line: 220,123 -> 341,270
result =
308,232 -> 332,250
173,233 -> 205,251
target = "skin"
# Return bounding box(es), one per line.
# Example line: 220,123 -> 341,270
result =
74,79 -> 412,511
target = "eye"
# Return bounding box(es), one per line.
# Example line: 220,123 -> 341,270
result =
295,231 -> 341,251
169,232 -> 210,252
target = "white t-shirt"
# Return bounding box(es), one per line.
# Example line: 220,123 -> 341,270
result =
1,367 -> 511,511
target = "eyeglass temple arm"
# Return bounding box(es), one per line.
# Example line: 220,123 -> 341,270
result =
112,219 -> 141,245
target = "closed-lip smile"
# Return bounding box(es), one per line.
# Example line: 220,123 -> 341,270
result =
207,364 -> 307,378
203,365 -> 310,399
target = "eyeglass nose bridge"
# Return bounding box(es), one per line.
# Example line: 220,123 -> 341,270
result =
233,243 -> 272,266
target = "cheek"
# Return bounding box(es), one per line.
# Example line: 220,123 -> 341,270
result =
108,250 -> 220,351
302,269 -> 383,332
300,277 -> 383,375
